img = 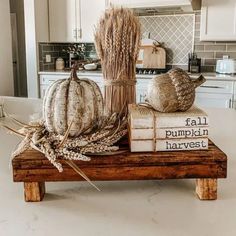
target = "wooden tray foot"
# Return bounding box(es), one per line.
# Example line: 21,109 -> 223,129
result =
24,182 -> 45,202
196,178 -> 217,200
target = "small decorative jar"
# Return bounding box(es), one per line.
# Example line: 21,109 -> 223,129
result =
56,57 -> 65,70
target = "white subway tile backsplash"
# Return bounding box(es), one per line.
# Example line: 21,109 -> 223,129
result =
204,45 -> 226,51
226,44 -> 236,51
194,12 -> 236,71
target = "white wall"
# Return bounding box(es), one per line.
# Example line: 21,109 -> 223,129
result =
24,0 -> 49,98
10,0 -> 27,97
0,0 -> 14,96
24,0 -> 38,98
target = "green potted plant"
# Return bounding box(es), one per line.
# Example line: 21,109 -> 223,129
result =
63,44 -> 86,67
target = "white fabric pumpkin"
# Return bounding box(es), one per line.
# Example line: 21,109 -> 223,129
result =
43,71 -> 104,137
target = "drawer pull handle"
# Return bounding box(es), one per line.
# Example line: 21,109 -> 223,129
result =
73,29 -> 77,39
200,85 -> 224,89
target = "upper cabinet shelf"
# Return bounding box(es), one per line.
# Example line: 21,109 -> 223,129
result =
200,0 -> 236,41
49,0 -> 105,43
107,0 -> 192,8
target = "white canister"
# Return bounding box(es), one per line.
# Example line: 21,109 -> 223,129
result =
56,57 -> 65,70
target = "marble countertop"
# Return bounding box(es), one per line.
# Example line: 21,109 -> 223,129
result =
38,69 -> 103,77
38,69 -> 155,78
39,70 -> 236,81
189,72 -> 236,81
1,97 -> 236,235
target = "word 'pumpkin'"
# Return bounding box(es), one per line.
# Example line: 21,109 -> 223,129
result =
43,69 -> 104,137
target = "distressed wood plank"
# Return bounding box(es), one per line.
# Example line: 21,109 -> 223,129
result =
196,178 -> 217,200
12,140 -> 227,183
10,139 -> 227,201
12,141 -> 227,167
13,164 -> 226,182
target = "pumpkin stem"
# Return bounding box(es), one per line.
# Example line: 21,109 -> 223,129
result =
192,74 -> 206,88
70,62 -> 79,81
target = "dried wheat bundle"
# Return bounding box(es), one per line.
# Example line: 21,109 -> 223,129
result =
1,112 -> 127,191
95,7 -> 141,114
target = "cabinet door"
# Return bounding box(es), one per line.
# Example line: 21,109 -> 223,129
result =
136,89 -> 147,103
49,0 -> 77,42
35,0 -> 49,42
79,0 -> 105,42
200,0 -> 236,41
40,84 -> 48,98
136,79 -> 148,103
196,80 -> 234,94
195,93 -> 233,109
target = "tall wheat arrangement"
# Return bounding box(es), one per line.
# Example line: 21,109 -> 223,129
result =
95,7 -> 141,115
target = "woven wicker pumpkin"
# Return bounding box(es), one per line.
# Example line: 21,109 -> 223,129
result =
146,68 -> 206,112
43,69 -> 104,137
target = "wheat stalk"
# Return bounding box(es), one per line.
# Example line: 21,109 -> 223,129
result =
95,7 -> 141,115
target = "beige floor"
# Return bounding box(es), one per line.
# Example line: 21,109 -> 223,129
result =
0,99 -> 235,236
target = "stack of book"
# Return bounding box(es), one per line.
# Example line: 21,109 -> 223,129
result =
128,104 -> 209,152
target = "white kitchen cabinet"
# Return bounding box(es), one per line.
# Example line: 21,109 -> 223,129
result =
40,84 -> 49,98
200,0 -> 236,41
39,73 -> 236,109
39,73 -> 104,98
136,79 -> 148,103
49,0 -> 77,42
196,80 -> 235,94
195,80 -> 234,108
195,93 -> 233,109
80,0 -> 105,42
24,0 -> 49,98
49,0 -> 105,42
34,0 -> 50,42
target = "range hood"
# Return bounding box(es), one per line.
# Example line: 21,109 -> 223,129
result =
112,0 -> 201,11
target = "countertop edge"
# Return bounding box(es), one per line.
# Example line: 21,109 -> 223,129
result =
38,71 -> 236,81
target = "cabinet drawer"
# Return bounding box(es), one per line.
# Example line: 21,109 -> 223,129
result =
196,80 -> 234,94
195,92 -> 233,108
40,74 -> 103,86
40,74 -> 68,85
39,74 -> 104,98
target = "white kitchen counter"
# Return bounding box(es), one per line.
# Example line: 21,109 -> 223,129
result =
38,69 -> 103,77
39,70 -> 236,81
38,69 -> 152,79
190,72 -> 236,81
0,97 -> 236,236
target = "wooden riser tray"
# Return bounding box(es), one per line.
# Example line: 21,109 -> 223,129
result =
11,140 -> 227,202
